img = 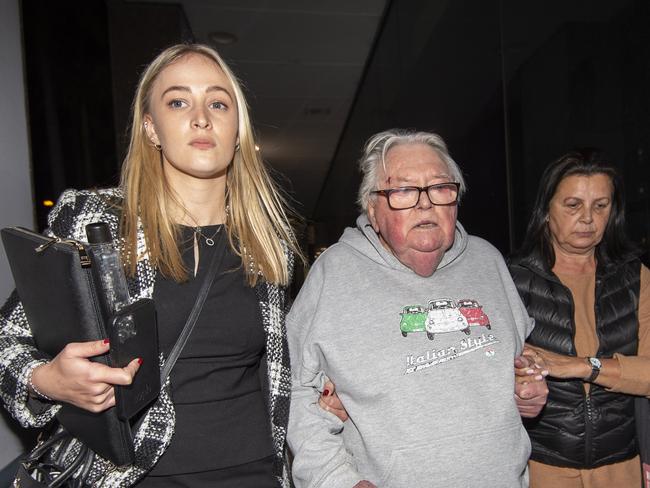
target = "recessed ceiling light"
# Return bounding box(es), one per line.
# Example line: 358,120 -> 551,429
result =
208,31 -> 238,45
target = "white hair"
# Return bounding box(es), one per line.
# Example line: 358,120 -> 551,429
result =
357,129 -> 467,212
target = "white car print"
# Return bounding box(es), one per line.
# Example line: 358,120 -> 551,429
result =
424,298 -> 471,341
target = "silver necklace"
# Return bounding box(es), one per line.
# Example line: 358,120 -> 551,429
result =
194,225 -> 222,246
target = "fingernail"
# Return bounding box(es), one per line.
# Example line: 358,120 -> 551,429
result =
323,389 -> 330,396
526,369 -> 534,374
542,370 -> 549,376
137,358 -> 143,365
103,338 -> 110,344
535,374 -> 543,381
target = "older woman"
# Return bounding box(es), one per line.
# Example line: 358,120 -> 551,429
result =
509,149 -> 650,487
287,129 -> 540,487
0,44 -> 300,487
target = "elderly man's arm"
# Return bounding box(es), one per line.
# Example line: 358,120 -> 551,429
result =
286,271 -> 367,488
322,361 -> 549,423
288,376 -> 364,488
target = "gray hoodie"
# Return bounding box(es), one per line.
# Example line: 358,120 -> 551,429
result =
287,215 -> 533,488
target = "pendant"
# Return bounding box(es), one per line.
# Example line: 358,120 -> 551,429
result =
205,237 -> 215,246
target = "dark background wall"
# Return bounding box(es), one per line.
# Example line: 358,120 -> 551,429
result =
313,0 -> 510,251
504,1 -> 650,253
313,0 -> 649,262
21,0 -> 650,263
22,0 -> 191,229
22,1 -> 118,228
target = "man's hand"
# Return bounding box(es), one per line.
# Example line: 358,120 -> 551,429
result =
514,354 -> 548,418
515,379 -> 548,417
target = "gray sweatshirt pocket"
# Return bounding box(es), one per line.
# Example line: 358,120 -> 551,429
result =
377,423 -> 530,487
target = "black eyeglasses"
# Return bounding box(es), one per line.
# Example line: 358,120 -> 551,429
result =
371,182 -> 460,210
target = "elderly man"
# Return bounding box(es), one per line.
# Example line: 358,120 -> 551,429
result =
287,129 -> 546,488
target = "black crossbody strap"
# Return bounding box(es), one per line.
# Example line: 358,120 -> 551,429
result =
159,232 -> 226,383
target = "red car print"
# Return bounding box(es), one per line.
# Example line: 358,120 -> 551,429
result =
457,299 -> 491,329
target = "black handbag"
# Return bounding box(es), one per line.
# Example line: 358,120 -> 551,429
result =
5,226 -> 227,487
14,430 -> 94,488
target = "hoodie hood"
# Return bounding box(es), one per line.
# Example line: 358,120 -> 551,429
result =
338,214 -> 469,275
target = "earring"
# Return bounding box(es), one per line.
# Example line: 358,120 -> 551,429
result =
154,143 -> 162,151
234,143 -> 240,152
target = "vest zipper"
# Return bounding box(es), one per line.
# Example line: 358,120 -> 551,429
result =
584,391 -> 593,466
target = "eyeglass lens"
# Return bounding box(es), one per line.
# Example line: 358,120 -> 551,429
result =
389,183 -> 458,209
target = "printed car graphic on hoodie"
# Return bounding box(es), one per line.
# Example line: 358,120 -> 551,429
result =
457,298 -> 491,329
399,298 -> 491,340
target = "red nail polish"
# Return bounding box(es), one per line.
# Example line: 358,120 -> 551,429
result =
323,389 -> 330,396
103,338 -> 110,344
137,358 -> 143,365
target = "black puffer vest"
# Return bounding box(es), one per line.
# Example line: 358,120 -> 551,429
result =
509,250 -> 641,468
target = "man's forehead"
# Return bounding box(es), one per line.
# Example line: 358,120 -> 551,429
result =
380,162 -> 452,184
383,144 -> 448,171
385,172 -> 451,182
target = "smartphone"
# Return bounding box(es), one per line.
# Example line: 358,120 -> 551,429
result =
108,298 -> 160,420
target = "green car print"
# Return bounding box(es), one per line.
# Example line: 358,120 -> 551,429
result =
399,305 -> 428,337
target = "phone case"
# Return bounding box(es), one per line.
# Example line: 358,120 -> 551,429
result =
108,298 -> 160,420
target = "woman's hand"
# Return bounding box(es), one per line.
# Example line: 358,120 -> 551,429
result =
523,344 -> 591,380
319,380 -> 349,422
31,339 -> 141,413
515,353 -> 548,382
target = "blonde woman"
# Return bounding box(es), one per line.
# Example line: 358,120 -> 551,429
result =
0,44 -> 301,487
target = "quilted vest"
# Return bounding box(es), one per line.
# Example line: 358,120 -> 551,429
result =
509,250 -> 641,468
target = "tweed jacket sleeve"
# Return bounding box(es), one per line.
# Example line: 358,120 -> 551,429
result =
0,289 -> 56,427
0,188 -> 105,428
255,246 -> 295,488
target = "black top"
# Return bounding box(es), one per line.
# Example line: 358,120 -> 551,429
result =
148,226 -> 274,476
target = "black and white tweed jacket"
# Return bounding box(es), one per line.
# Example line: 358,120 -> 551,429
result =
0,188 -> 293,487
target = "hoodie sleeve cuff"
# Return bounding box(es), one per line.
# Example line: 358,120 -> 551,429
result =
315,461 -> 364,488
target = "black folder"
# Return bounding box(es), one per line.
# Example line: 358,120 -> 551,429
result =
1,226 -> 159,466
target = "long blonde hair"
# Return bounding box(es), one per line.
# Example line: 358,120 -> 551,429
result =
120,43 -> 303,286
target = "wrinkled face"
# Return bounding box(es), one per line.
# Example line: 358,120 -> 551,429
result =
144,53 -> 239,183
367,143 -> 458,277
548,173 -> 613,257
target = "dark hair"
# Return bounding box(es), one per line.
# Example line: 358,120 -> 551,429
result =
518,148 -> 637,269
